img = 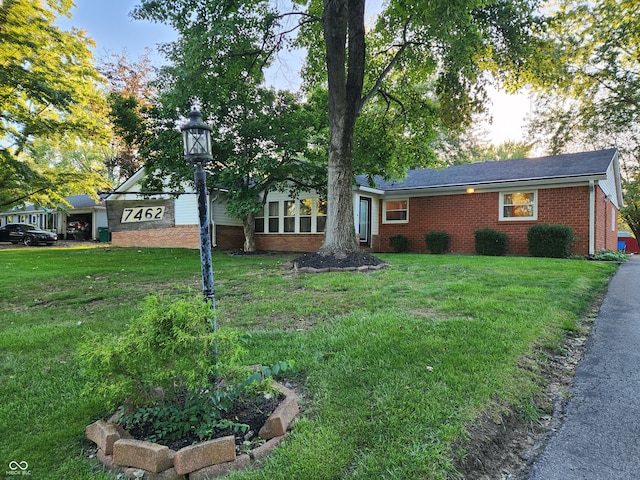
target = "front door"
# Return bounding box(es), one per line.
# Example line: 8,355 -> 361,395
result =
359,197 -> 372,246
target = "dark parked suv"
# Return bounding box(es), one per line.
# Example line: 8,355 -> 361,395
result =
0,224 -> 58,246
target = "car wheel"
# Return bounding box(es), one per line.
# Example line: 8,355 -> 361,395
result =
22,235 -> 34,246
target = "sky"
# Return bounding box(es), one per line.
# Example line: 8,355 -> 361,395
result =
58,0 -> 530,146
57,0 -> 176,63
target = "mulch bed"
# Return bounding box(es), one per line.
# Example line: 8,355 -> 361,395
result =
289,252 -> 386,269
122,392 -> 283,451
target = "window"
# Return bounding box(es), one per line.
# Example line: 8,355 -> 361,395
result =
268,201 -> 279,232
284,200 -> 296,232
254,209 -> 264,233
300,199 -> 312,232
316,199 -> 327,233
499,191 -> 537,220
255,198 -> 327,234
384,199 -> 408,223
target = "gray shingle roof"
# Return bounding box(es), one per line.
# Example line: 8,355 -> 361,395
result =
356,148 -> 618,191
3,194 -> 103,213
66,194 -> 103,209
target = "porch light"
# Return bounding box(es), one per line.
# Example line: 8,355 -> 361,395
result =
181,109 -> 213,164
180,108 -> 217,367
466,188 -> 475,194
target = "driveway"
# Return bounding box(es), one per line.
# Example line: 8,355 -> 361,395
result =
526,255 -> 640,479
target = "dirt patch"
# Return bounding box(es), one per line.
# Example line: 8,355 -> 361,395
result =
454,294 -> 603,479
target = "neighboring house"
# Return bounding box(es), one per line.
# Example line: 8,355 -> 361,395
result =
0,194 -> 108,241
105,148 -> 623,257
617,232 -> 640,254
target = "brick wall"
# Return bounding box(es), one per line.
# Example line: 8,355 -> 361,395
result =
112,225 -> 200,249
255,234 -> 324,252
110,224 -> 322,252
215,225 -> 244,250
377,186 -> 606,256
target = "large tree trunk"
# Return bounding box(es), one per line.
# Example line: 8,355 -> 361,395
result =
319,0 -> 365,256
242,213 -> 257,252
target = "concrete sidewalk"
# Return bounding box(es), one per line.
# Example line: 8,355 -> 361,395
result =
526,255 -> 640,480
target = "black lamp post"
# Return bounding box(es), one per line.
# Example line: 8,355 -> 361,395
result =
181,109 -> 216,331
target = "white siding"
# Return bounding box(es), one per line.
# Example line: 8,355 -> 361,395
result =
95,210 -> 108,228
212,195 -> 243,226
371,195 -> 380,236
175,195 -> 199,225
600,162 -> 620,208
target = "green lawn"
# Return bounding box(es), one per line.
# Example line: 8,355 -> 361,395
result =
0,246 -> 617,479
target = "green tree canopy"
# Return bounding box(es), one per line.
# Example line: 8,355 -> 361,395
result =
133,0 -> 325,251
0,0 -> 110,209
526,0 -> 640,239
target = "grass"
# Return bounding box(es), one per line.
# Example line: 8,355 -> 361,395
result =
0,246 -> 617,479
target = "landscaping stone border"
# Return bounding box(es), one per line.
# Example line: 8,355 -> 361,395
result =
87,384 -> 299,479
282,262 -> 388,273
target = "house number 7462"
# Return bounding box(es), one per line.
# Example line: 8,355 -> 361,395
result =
121,206 -> 165,223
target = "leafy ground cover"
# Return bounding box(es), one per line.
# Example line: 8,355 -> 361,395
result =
0,246 -> 617,479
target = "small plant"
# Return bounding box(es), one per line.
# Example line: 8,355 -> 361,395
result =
118,361 -> 293,445
527,224 -> 575,258
390,234 -> 409,253
79,293 -> 248,408
474,228 -> 508,256
591,249 -> 630,262
424,231 -> 449,254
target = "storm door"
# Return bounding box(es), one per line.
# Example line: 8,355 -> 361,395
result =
359,197 -> 372,246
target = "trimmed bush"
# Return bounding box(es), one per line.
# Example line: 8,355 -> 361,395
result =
475,228 -> 508,256
424,231 -> 449,254
389,234 -> 409,253
527,224 -> 575,258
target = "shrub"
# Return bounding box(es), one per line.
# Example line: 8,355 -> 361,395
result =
591,249 -> 630,262
390,234 -> 409,253
424,231 -> 449,254
527,224 -> 575,258
79,293 -> 248,408
475,228 -> 508,256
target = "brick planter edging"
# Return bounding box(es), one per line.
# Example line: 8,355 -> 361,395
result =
87,384 -> 299,479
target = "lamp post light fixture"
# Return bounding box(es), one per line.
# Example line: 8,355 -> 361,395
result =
181,109 -> 216,330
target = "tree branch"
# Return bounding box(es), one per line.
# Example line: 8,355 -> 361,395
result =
359,20 -> 413,113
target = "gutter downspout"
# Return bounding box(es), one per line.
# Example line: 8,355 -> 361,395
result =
589,180 -> 595,255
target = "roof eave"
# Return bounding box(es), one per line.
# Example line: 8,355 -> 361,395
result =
380,173 -> 608,196
354,184 -> 385,195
